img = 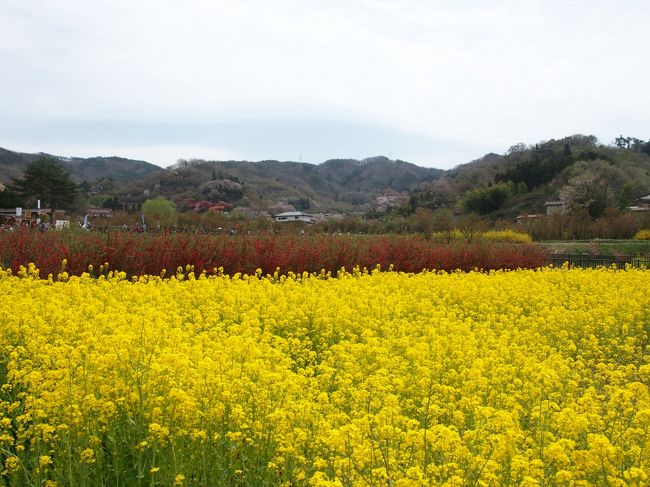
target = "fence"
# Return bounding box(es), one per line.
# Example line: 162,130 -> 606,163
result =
550,254 -> 649,268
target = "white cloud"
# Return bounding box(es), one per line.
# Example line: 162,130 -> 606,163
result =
1,0 -> 649,167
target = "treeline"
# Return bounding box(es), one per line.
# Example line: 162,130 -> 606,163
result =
521,209 -> 650,241
494,137 -> 603,190
461,181 -> 528,215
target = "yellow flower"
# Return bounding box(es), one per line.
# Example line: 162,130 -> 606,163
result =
0,264 -> 648,484
80,448 -> 95,464
3,456 -> 20,472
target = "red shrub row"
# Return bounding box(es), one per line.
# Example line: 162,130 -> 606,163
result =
0,229 -> 550,277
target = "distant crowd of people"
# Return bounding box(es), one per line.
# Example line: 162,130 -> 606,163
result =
0,221 -> 49,232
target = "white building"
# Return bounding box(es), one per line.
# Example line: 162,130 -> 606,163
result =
273,211 -> 314,223
629,194 -> 650,211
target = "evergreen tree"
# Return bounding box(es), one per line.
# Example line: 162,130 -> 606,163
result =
9,157 -> 78,210
0,188 -> 23,207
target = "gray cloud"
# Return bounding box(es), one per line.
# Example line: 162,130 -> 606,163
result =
1,0 -> 649,168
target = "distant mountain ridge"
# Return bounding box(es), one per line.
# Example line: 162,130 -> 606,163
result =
146,155 -> 443,211
62,155 -> 163,183
0,147 -> 444,212
1,135 -> 649,217
0,148 -> 163,184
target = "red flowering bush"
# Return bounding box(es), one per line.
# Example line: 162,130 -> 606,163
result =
0,229 -> 550,277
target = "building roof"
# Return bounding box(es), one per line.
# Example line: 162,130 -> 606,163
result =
87,207 -> 114,214
274,211 -> 312,217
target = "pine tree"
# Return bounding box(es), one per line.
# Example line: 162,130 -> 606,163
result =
9,157 -> 78,210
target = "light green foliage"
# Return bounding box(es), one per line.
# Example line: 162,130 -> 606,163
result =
142,196 -> 177,227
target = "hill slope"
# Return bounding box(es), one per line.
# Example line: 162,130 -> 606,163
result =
130,156 -> 443,211
2,135 -> 649,217
426,135 -> 650,218
0,148 -> 444,212
0,148 -> 163,184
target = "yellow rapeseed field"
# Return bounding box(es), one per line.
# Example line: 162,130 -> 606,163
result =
0,265 -> 649,486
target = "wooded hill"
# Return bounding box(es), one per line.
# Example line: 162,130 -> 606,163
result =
0,150 -> 443,213
1,134 -> 649,218
133,156 -> 443,212
0,148 -> 161,184
440,135 -> 650,218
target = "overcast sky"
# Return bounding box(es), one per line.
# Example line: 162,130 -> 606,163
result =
2,0 -> 649,169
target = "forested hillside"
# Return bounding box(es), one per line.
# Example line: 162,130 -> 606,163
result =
409,135 -> 650,219
1,134 -> 649,218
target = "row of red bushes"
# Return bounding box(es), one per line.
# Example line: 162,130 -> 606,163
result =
0,229 -> 550,277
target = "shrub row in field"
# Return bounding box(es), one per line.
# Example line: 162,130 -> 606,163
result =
430,229 -> 533,243
0,229 -> 549,277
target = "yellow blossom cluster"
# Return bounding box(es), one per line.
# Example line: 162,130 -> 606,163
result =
633,229 -> 650,240
0,265 -> 648,485
430,229 -> 533,243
